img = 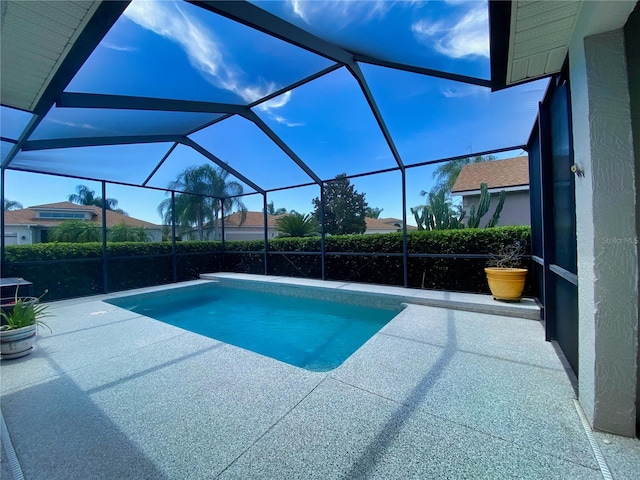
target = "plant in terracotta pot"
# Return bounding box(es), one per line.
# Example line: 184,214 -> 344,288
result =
0,285 -> 51,359
484,242 -> 528,302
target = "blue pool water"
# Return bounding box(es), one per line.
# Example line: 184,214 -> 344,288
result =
106,285 -> 398,371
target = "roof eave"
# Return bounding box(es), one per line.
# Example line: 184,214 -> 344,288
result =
452,184 -> 530,196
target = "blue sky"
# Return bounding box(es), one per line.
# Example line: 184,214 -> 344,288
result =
2,0 -> 545,225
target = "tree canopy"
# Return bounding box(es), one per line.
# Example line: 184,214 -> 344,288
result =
48,220 -> 100,242
68,185 -> 128,215
312,174 -> 368,235
429,155 -> 496,196
157,164 -> 247,241
365,207 -> 384,219
3,199 -> 23,211
266,201 -> 288,215
107,222 -> 151,242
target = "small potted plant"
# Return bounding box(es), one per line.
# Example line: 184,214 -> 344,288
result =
485,242 -> 529,302
0,284 -> 51,359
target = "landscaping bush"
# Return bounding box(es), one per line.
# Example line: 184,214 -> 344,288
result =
3,226 -> 532,300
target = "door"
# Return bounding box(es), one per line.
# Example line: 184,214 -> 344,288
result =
528,74 -> 579,375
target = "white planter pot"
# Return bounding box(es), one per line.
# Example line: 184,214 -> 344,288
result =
1,324 -> 37,359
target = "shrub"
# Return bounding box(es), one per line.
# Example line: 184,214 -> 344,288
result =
3,226 -> 531,300
107,222 -> 152,242
276,213 -> 320,237
48,220 -> 100,242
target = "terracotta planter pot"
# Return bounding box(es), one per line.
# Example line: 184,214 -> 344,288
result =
485,267 -> 528,301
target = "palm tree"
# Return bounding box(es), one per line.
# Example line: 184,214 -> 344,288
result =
365,207 -> 383,219
107,222 -> 151,242
68,185 -> 128,215
275,213 -> 320,237
3,199 -> 23,211
158,164 -> 247,241
429,155 -> 496,195
48,220 -> 100,242
266,201 -> 287,215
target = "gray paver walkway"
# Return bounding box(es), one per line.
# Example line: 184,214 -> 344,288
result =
1,277 -> 638,479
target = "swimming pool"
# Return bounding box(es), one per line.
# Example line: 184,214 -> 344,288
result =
106,283 -> 400,372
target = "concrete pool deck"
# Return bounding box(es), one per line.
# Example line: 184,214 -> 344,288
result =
1,275 -> 639,479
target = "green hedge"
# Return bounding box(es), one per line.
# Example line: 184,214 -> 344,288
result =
262,227 -> 531,291
3,226 -> 532,300
3,241 -> 224,300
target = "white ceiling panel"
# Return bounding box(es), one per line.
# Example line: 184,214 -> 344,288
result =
516,2 -> 580,27
527,52 -> 548,77
510,58 -> 530,83
506,0 -> 582,85
0,1 -> 102,112
546,46 -> 569,72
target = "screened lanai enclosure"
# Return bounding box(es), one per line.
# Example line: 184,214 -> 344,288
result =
1,0 -> 550,298
4,0 -> 639,441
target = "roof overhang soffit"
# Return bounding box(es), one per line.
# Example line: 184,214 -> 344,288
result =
489,0 -> 581,90
490,0 -> 638,90
0,1 -> 130,114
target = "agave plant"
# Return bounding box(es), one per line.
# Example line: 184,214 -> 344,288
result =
0,288 -> 52,332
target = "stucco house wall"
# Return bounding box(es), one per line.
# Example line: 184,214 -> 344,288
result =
627,3 -> 640,434
461,190 -> 530,226
221,227 -> 279,241
568,0 -> 639,436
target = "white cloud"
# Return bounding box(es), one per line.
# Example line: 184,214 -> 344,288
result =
123,0 -> 288,108
256,91 -> 292,111
101,41 -> 137,52
287,0 -> 391,27
272,115 -> 304,128
47,118 -> 101,131
412,20 -> 443,38
290,0 -> 308,23
253,91 -> 302,126
412,2 -> 489,59
441,84 -> 487,98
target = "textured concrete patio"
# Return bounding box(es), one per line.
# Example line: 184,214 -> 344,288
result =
1,276 -> 639,479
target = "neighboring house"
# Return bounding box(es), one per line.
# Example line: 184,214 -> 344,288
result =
211,211 -> 285,241
365,217 -> 416,234
3,202 -> 162,244
203,212 -> 414,241
451,156 -> 530,226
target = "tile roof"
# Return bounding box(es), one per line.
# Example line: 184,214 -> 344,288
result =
4,202 -> 160,228
218,212 -> 416,231
365,217 -> 416,231
451,156 -> 529,193
218,211 -> 286,228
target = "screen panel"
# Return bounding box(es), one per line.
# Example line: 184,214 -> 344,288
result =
32,107 -> 222,140
11,143 -> 175,184
189,115 -> 316,191
255,67 -> 396,180
362,64 -> 547,166
67,0 -> 333,105
252,0 -> 491,79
